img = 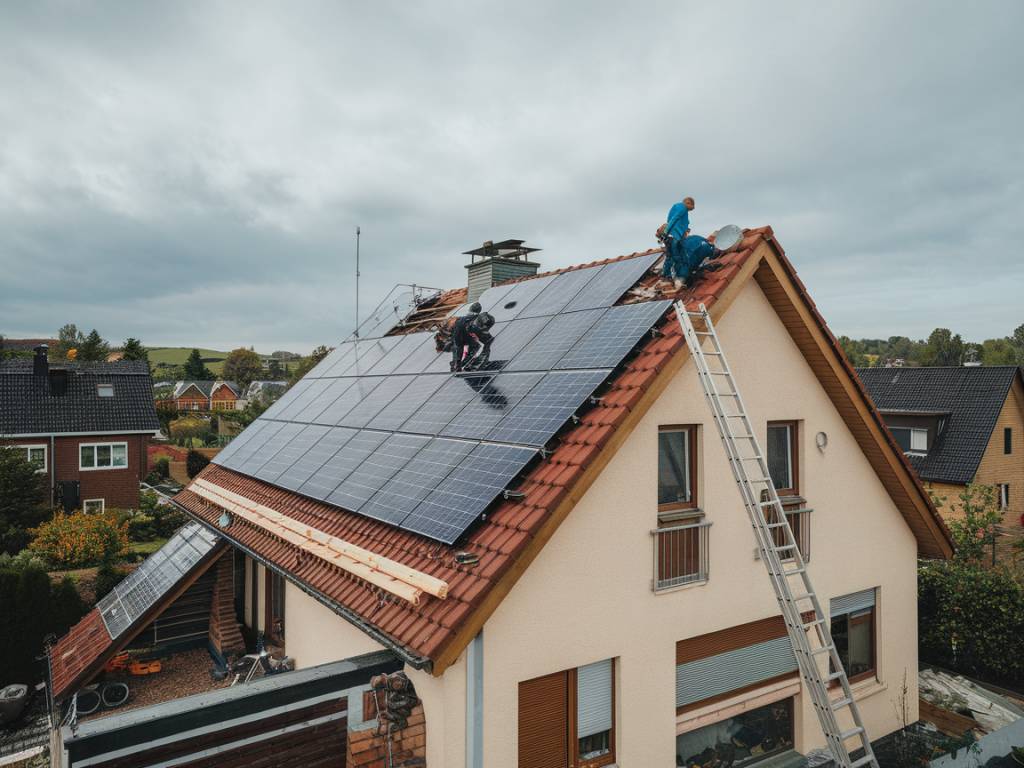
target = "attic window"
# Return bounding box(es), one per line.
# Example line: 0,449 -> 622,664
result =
97,384 -> 114,398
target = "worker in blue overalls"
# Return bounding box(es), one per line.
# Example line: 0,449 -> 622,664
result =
658,196 -> 695,289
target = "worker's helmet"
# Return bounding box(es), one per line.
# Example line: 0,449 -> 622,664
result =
473,312 -> 495,331
469,302 -> 482,314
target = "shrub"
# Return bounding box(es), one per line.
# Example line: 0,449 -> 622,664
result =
0,446 -> 49,555
153,456 -> 170,480
29,511 -> 129,569
139,489 -> 185,537
94,562 -> 129,601
126,514 -> 157,542
187,450 -> 211,479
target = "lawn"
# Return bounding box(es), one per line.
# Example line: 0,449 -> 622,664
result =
129,539 -> 168,556
149,347 -> 231,375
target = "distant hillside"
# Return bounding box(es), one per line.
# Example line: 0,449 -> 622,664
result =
149,347 -> 230,375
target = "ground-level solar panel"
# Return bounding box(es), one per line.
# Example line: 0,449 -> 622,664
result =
563,252 -> 660,312
441,372 -> 543,439
556,300 -> 671,370
311,377 -> 383,426
400,375 -> 489,435
327,433 -> 430,512
360,438 -> 476,525
400,443 -> 538,543
517,266 -> 598,318
488,369 -> 611,446
256,424 -> 330,484
367,374 -> 447,431
506,308 -> 605,372
297,429 -> 388,501
275,426 -> 357,492
368,333 -> 433,376
340,375 -> 416,428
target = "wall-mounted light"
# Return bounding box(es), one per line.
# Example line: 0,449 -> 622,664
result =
815,431 -> 828,453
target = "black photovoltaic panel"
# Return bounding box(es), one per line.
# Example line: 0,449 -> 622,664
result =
556,300 -> 671,370
305,343 -> 355,379
367,374 -> 447,431
392,334 -> 444,374
367,333 -> 433,376
219,420 -> 285,472
488,369 -> 611,446
259,379 -> 313,421
360,438 -> 476,524
257,424 -> 330,483
212,417 -> 268,467
482,316 -> 552,369
327,433 -> 430,511
452,282 -> 516,318
334,336 -> 402,378
311,377 -> 383,426
517,267 -> 599,318
486,274 -> 558,322
563,252 -> 660,312
275,426 -> 357,492
400,443 -> 538,543
297,429 -> 388,500
400,375 -> 489,435
339,375 -> 415,428
291,378 -> 356,423
506,309 -> 605,372
274,379 -> 334,421
242,421 -> 306,477
441,372 -> 544,439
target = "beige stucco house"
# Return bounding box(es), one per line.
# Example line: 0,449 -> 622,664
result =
49,227 -> 951,768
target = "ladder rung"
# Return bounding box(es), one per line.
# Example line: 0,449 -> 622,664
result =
774,544 -> 797,553
803,618 -> 825,631
812,644 -> 835,657
827,670 -> 846,682
851,755 -> 875,768
765,521 -> 789,529
707,371 -> 731,376
704,351 -> 723,356
831,696 -> 853,710
840,727 -> 865,740
790,592 -> 814,603
760,499 -> 778,507
693,331 -> 714,336
784,566 -> 806,575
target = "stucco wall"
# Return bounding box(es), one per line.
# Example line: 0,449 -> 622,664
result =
410,279 -> 922,767
283,581 -> 388,669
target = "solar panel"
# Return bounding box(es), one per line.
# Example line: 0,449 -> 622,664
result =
327,433 -> 430,511
274,378 -> 334,421
218,420 -> 284,471
297,429 -> 388,500
486,274 -> 558,322
241,421 -> 306,477
256,424 -> 330,483
451,282 -> 516,318
360,437 -> 476,525
556,300 -> 671,370
401,443 -> 538,543
367,333 -> 434,376
563,252 -> 660,312
516,266 -> 599,318
488,369 -> 611,446
392,333 -> 444,374
400,375 -> 490,435
506,309 -> 605,372
337,336 -> 403,377
212,417 -> 267,467
291,377 -> 356,423
441,372 -> 543,439
366,374 -> 447,431
311,376 -> 384,426
259,379 -> 313,421
305,343 -> 356,379
97,523 -> 218,639
355,288 -> 424,340
339,375 -> 416,428
276,426 -> 357,492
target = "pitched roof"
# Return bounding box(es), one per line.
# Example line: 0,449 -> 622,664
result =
0,360 -> 160,436
173,380 -> 241,399
856,366 -> 1021,484
172,228 -> 952,673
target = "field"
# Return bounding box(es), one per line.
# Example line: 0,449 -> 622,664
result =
148,347 -> 230,374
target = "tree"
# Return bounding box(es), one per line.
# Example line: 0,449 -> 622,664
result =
0,447 -> 49,555
56,323 -> 85,360
120,337 -> 149,364
222,347 -> 263,390
77,329 -> 110,362
837,336 -> 868,367
1011,323 -> 1024,366
980,337 -> 1017,366
289,345 -> 331,384
939,483 -> 1003,565
920,328 -> 964,367
183,348 -> 214,380
186,450 -> 211,479
268,358 -> 283,378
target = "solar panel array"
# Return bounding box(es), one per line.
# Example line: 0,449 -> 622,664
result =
97,523 -> 219,639
214,252 -> 665,544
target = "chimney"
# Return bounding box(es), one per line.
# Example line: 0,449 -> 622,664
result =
33,345 -> 49,377
464,239 -> 541,302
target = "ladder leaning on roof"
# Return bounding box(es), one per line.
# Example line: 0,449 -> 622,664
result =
675,301 -> 879,768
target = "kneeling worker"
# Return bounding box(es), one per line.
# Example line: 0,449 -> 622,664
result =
451,311 -> 495,372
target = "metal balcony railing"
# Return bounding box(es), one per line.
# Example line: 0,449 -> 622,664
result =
763,505 -> 812,562
652,520 -> 711,592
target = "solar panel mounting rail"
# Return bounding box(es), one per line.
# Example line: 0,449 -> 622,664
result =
676,301 -> 879,768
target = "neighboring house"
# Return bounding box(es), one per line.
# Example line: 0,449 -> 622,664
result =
857,365 -> 1024,559
244,380 -> 288,404
49,228 -> 951,768
0,346 -> 159,511
172,380 -> 242,411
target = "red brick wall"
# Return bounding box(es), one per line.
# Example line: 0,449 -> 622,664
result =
209,551 -> 245,657
346,704 -> 426,768
210,387 -> 238,408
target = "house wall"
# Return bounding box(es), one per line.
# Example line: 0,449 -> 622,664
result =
284,581 -> 387,668
210,386 -> 239,410
176,394 -> 208,411
408,279 -> 921,767
973,376 -> 1024,559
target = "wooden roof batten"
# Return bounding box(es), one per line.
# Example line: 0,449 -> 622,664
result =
190,479 -> 449,605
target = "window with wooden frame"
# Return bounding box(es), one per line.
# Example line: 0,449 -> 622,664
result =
766,421 -> 798,495
518,659 -> 615,768
265,569 -> 286,644
829,589 -> 877,684
658,426 -> 698,512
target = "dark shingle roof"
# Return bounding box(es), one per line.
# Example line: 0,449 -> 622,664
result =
0,359 -> 160,436
856,366 -> 1020,484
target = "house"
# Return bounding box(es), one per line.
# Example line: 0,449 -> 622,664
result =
857,365 -> 1024,559
48,228 -> 952,768
244,379 -> 289,404
0,346 -> 159,511
172,380 -> 242,411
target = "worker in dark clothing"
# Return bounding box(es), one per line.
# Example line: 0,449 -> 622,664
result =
451,312 -> 495,371
658,196 -> 695,287
675,234 -> 725,287
435,302 -> 482,354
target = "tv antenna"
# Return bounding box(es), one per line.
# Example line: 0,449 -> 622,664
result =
355,226 -> 361,337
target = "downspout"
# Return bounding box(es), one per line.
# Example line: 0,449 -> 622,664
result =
465,631 -> 483,768
49,434 -> 55,510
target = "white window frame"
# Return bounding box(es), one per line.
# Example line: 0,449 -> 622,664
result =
79,441 -> 129,471
83,498 -> 105,513
999,483 -> 1010,511
97,383 -> 114,397
890,426 -> 928,456
14,444 -> 47,473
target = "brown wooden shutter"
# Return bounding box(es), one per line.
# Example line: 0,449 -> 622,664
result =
519,671 -> 569,768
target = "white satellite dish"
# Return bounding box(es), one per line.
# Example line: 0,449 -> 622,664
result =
713,224 -> 743,253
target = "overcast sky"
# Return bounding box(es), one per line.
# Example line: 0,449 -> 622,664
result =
1,2 -> 1021,353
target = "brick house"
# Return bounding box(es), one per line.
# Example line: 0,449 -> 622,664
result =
0,347 -> 160,511
173,380 -> 242,411
858,365 -> 1024,561
49,228 -> 951,768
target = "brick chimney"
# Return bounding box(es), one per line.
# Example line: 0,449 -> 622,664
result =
464,239 -> 541,303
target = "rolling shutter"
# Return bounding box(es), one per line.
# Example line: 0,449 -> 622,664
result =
519,671 -> 568,768
577,659 -> 612,739
676,636 -> 798,708
830,588 -> 876,617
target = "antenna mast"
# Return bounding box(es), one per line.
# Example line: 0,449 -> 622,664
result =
355,226 -> 361,337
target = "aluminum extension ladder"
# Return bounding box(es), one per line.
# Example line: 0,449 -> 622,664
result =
676,302 -> 878,768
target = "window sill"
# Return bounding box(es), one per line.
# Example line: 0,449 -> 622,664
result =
653,577 -> 708,595
657,506 -> 703,524
829,676 -> 886,703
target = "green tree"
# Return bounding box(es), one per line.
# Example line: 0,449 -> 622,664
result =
0,447 -> 49,555
183,348 -> 214,380
186,449 -> 211,479
837,336 -> 868,367
77,329 -> 110,362
120,337 -> 149,363
920,328 -> 964,366
980,337 -> 1017,365
1011,323 -> 1024,366
267,358 -> 283,378
56,323 -> 85,360
289,345 -> 331,384
939,484 -> 1003,564
222,347 -> 263,390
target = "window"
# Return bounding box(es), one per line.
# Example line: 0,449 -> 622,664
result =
83,499 -> 105,513
999,483 -> 1010,511
830,589 -> 877,683
677,699 -> 794,767
266,570 -> 286,644
659,426 -> 697,509
518,660 -> 616,768
1005,427 -> 1013,455
14,445 -> 47,473
890,427 -> 928,455
97,383 -> 114,397
766,422 -> 798,494
80,442 -> 128,470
